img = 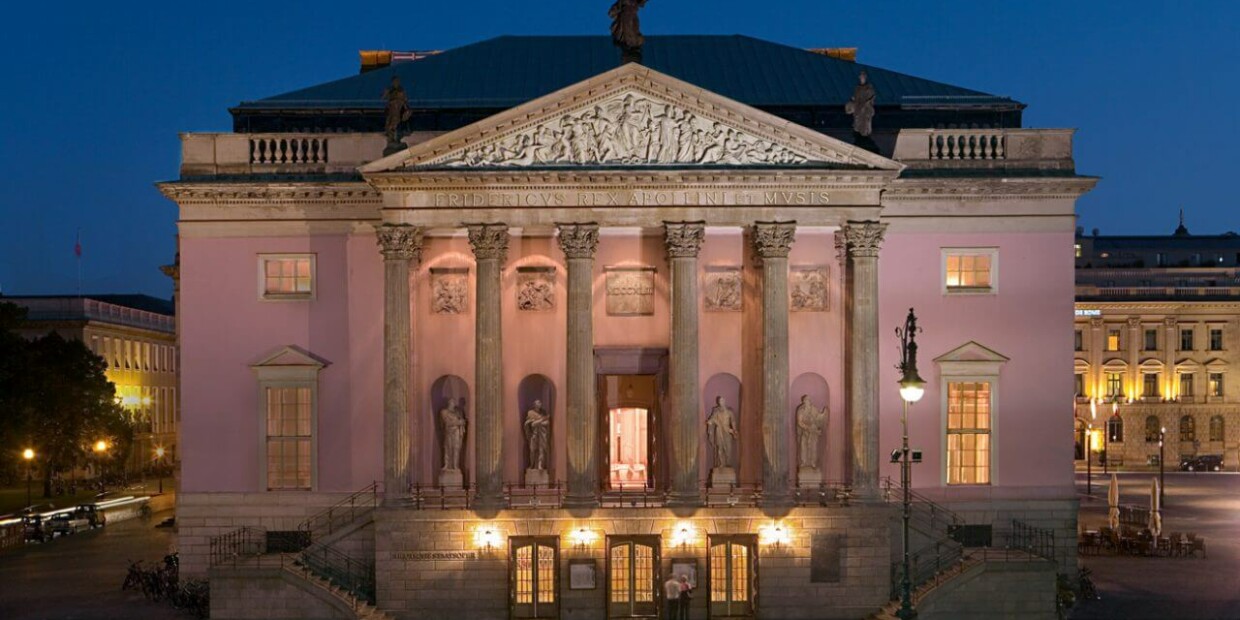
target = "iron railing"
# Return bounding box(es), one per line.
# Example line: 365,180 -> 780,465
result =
889,539 -> 966,601
209,526 -> 268,567
1007,520 -> 1056,563
295,543 -> 376,605
1118,504 -> 1151,528
881,477 -> 965,538
298,481 -> 381,541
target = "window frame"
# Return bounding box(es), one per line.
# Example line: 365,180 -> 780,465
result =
258,253 -> 317,301
1209,372 -> 1225,397
1106,416 -> 1124,443
943,379 -> 995,486
1141,372 -> 1160,399
1144,416 -> 1161,443
1179,372 -> 1195,398
1143,328 -> 1158,351
940,247 -> 999,296
1209,327 -> 1224,351
262,384 -> 316,491
1179,328 -> 1195,352
1209,415 -> 1225,442
253,347 -> 325,492
1179,415 -> 1196,442
1106,329 -> 1121,352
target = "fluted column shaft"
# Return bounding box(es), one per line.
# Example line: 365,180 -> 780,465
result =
468,223 -> 508,508
665,222 -> 705,505
377,225 -> 422,503
754,222 -> 796,506
843,221 -> 887,500
558,223 -> 600,507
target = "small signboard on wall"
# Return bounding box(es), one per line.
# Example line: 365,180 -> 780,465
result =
810,534 -> 843,583
569,559 -> 598,590
605,266 -> 656,316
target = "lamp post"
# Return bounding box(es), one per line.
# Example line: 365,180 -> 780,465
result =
155,447 -> 166,494
22,448 -> 35,509
1158,426 -> 1166,505
895,308 -> 925,620
93,440 -> 108,492
1086,422 -> 1093,497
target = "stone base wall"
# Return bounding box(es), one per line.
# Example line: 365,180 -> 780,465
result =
917,559 -> 1058,620
178,492 -> 357,578
374,505 -> 894,620
209,566 -> 351,620
943,498 -> 1078,575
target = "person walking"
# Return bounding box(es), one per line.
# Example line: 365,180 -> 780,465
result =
678,574 -> 693,619
664,574 -> 682,619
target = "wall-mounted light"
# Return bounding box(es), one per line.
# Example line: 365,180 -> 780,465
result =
569,527 -> 597,549
670,521 -> 697,548
760,522 -> 792,547
474,524 -> 502,550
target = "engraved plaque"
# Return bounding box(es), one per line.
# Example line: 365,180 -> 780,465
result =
516,266 -> 556,312
790,266 -> 828,312
605,267 -> 656,316
704,266 -> 742,312
810,533 -> 843,583
430,268 -> 469,315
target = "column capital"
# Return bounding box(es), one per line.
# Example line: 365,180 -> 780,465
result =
1090,317 -> 1105,329
1127,317 -> 1142,329
466,223 -> 509,262
664,221 -> 706,259
556,222 -> 600,259
752,221 -> 797,258
842,221 -> 887,258
376,224 -> 424,262
1164,317 -> 1178,329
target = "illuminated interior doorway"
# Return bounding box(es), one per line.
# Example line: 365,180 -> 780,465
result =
598,372 -> 660,491
510,536 -> 558,619
708,535 -> 757,618
609,407 -> 649,489
607,535 -> 660,619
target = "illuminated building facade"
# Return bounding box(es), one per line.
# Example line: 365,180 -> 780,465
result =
165,35 -> 1093,619
7,294 -> 179,472
1074,225 -> 1240,470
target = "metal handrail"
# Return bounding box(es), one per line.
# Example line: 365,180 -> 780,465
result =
889,539 -> 966,601
1007,519 -> 1056,563
209,526 -> 267,567
296,542 -> 376,606
298,482 -> 381,541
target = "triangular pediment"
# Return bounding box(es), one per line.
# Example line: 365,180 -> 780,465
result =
934,341 -> 1010,364
251,345 -> 328,369
362,63 -> 902,172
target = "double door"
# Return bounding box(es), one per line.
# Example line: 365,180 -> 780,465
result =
511,537 -> 559,619
607,536 -> 661,618
708,536 -> 757,619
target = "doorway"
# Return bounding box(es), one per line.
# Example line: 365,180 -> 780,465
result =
510,536 -> 559,619
599,374 -> 660,491
607,535 -> 661,618
609,407 -> 650,488
708,535 -> 757,619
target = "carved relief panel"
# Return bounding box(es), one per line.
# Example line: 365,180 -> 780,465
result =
430,268 -> 469,315
516,266 -> 556,312
790,266 -> 828,312
605,266 -> 656,316
704,266 -> 742,312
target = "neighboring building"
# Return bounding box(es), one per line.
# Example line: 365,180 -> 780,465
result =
1074,221 -> 1240,471
163,35 -> 1094,619
6,294 -> 179,473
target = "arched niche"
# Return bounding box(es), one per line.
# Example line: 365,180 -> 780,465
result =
517,374 -> 557,476
703,373 -> 742,472
790,373 -> 831,473
430,375 -> 470,482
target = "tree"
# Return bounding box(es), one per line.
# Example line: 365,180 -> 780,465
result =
0,302 -> 31,484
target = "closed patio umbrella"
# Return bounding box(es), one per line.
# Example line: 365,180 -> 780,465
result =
1107,473 -> 1120,530
1149,477 -> 1162,537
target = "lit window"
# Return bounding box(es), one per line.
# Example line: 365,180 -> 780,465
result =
1142,373 -> 1160,398
943,249 -> 997,293
1106,330 -> 1121,352
947,381 -> 991,485
1179,373 -> 1194,398
1106,373 -> 1123,398
1107,417 -> 1124,443
266,387 -> 313,490
260,255 -> 315,300
1074,244 -> 1082,258
1209,372 -> 1224,397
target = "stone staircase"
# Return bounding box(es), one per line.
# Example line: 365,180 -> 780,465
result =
868,552 -> 983,620
282,560 -> 395,620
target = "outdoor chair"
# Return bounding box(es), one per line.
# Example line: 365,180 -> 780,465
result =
1186,534 -> 1206,558
1166,532 -> 1183,557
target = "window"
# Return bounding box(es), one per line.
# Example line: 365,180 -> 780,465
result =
1210,328 -> 1224,351
143,342 -> 151,371
1074,244 -> 1082,258
947,382 -> 991,485
1074,330 -> 1084,352
1106,373 -> 1124,398
1179,415 -> 1196,442
1144,329 -> 1158,351
265,387 -> 313,490
1180,328 -> 1195,351
1074,373 -> 1085,398
1106,330 -> 1121,352
260,255 -> 315,300
1142,373 -> 1160,398
1209,416 -> 1225,442
123,340 -> 131,369
1107,416 -> 1124,443
1180,373 -> 1195,398
1210,372 -> 1225,397
943,249 -> 997,293
1144,416 -> 1161,443
510,537 -> 558,619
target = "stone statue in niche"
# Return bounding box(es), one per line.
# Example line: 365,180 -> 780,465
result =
845,70 -> 876,138
704,268 -> 742,312
523,400 -> 551,486
790,267 -> 828,312
796,395 -> 828,485
609,0 -> 648,64
382,76 -> 412,153
431,271 -> 468,315
516,268 -> 555,311
440,398 -> 467,474
706,396 -> 739,485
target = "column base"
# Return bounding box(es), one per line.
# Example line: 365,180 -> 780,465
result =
439,469 -> 464,489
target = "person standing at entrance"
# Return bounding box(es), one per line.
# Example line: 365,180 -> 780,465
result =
664,574 -> 681,619
678,574 -> 693,619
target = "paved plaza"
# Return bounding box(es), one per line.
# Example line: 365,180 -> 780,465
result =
0,507 -> 187,620
1073,471 -> 1240,619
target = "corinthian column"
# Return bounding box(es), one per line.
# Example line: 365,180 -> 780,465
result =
468,223 -> 508,509
665,221 -> 706,506
753,221 -> 796,506
558,223 -> 600,507
843,221 -> 887,500
376,224 -> 423,503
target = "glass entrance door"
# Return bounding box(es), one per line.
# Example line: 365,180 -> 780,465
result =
709,536 -> 757,618
609,407 -> 649,490
608,536 -> 660,618
510,537 -> 558,619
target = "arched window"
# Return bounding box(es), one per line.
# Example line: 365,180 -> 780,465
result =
1145,416 -> 1161,443
1180,415 -> 1196,442
1210,416 -> 1225,442
1107,416 -> 1124,443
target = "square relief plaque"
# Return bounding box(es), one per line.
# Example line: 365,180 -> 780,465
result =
430,268 -> 469,315
704,266 -> 742,312
605,267 -> 656,316
516,266 -> 556,312
790,266 -> 828,312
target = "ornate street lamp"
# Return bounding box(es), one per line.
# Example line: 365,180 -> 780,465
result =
94,440 -> 109,492
1158,426 -> 1166,506
895,308 -> 924,620
155,447 -> 167,494
22,448 -> 35,509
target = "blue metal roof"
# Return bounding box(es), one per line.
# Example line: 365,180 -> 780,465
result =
238,35 -> 1019,111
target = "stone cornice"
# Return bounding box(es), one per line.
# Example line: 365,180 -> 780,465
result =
884,176 -> 1098,200
1075,301 -> 1240,312
363,168 -> 897,193
157,181 -> 380,205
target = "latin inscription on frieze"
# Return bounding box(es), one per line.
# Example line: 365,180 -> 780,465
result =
428,190 -> 831,209
605,267 -> 656,316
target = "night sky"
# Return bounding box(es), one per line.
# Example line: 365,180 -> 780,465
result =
1,0 -> 1236,298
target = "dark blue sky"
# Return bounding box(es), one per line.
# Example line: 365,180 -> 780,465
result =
1,0 -> 1237,298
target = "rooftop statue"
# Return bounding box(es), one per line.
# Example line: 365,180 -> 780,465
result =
845,70 -> 876,138
609,0 -> 649,64
382,76 -> 412,153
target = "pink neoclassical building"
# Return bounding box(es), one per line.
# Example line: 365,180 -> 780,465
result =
162,33 -> 1094,620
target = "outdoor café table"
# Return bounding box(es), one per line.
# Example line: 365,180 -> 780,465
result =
1156,536 -> 1171,556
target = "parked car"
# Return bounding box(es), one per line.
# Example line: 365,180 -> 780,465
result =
73,504 -> 107,529
1180,454 -> 1225,472
48,512 -> 91,537
22,514 -> 49,542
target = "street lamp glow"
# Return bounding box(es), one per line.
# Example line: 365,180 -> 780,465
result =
898,382 -> 925,404
155,447 -> 166,459
94,440 -> 108,453
22,448 -> 34,461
